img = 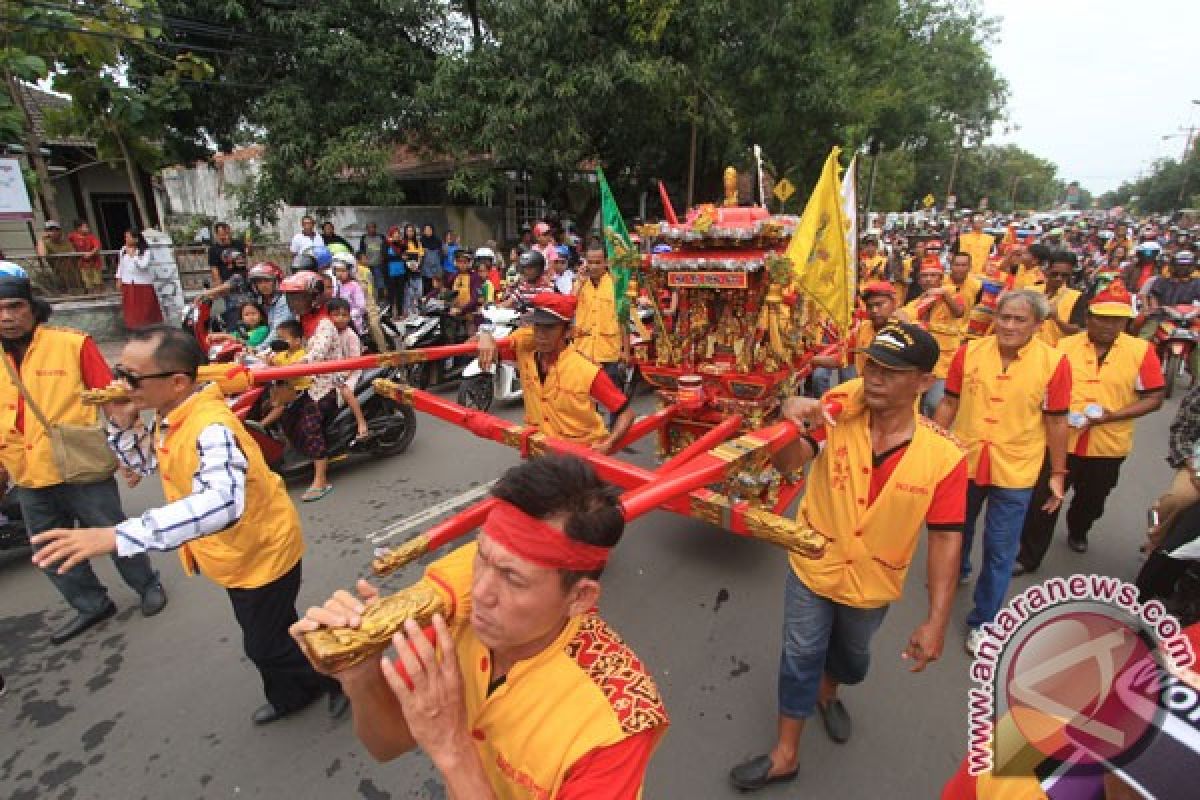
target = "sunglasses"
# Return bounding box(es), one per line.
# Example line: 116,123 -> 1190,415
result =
113,365 -> 185,388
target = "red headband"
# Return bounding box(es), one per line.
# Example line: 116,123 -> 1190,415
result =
482,500 -> 610,572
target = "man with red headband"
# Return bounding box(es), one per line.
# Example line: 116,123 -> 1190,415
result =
903,262 -> 970,416
291,455 -> 669,799
477,293 -> 636,453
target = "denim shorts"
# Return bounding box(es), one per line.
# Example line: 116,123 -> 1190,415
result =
778,569 -> 889,719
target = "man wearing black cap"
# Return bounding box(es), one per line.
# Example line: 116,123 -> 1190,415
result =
0,270 -> 165,644
730,322 -> 966,792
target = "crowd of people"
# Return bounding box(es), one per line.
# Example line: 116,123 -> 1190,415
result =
3,204 -> 1197,799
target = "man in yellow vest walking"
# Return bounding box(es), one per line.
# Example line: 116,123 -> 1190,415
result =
291,455 -> 669,798
1016,282 -> 1164,571
730,323 -> 967,792
1035,251 -> 1087,348
957,214 -> 995,275
478,293 -> 636,453
573,246 -> 629,399
0,267 -> 165,646
903,262 -> 971,416
32,326 -> 347,725
934,289 -> 1072,655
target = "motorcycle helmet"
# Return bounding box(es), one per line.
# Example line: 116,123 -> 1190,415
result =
248,261 -> 283,284
473,247 -> 495,262
330,251 -> 357,268
0,261 -> 29,279
310,245 -> 333,269
1175,250 -> 1196,268
280,271 -> 325,295
291,252 -> 318,272
1135,241 -> 1162,259
517,250 -> 546,276
326,241 -> 353,257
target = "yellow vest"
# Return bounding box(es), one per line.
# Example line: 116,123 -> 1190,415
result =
1059,332 -> 1153,458
903,294 -> 963,379
1035,287 -> 1081,348
1012,265 -> 1045,291
423,542 -> 668,799
574,273 -> 622,364
851,319 -> 877,374
512,328 -> 608,445
952,336 -> 1067,488
859,254 -> 888,282
792,380 -> 964,608
0,325 -> 99,488
158,384 -> 304,589
959,232 -> 995,274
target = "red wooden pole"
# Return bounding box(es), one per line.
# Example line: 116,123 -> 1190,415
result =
656,413 -> 745,475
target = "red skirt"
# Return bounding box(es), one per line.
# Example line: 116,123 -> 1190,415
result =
120,282 -> 164,329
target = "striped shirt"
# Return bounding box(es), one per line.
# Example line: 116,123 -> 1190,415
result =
108,418 -> 248,557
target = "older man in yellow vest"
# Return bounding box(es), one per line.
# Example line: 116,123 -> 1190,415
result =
934,289 -> 1072,656
31,325 -> 347,726
1016,281 -> 1164,571
0,268 -> 165,646
478,293 -> 636,454
730,322 -> 967,792
291,455 -> 668,798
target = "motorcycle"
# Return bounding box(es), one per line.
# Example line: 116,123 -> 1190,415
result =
0,484 -> 27,551
457,306 -> 523,412
401,296 -> 473,390
1138,500 -> 1200,626
1148,303 -> 1200,398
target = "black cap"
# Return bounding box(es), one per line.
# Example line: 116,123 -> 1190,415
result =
856,321 -> 939,372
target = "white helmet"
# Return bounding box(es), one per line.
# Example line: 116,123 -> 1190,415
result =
331,251 -> 356,268
473,247 -> 495,261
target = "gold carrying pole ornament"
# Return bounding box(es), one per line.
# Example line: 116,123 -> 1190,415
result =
300,579 -> 450,673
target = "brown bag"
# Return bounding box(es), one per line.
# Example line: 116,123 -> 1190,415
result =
1,355 -> 118,484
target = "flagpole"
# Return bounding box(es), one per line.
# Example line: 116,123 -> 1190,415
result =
753,144 -> 765,207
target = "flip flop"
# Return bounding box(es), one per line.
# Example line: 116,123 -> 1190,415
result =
302,485 -> 333,503
350,431 -> 376,449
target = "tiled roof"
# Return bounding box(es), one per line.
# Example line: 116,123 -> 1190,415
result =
15,83 -> 93,148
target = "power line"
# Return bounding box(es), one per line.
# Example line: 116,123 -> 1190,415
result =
3,15 -> 260,57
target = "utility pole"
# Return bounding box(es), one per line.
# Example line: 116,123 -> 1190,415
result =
1177,126 -> 1196,206
946,129 -> 963,200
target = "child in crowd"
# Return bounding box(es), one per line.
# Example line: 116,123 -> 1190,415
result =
259,318 -> 310,430
326,298 -> 372,446
332,258 -> 366,332
210,301 -> 270,349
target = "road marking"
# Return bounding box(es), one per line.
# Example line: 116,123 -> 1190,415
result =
368,479 -> 498,544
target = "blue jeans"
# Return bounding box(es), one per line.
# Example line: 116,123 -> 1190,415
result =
921,378 -> 946,418
21,477 -> 158,615
960,481 -> 1033,629
811,365 -> 857,399
777,570 -> 889,719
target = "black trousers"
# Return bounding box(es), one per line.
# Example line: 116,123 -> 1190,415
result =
226,560 -> 337,712
1018,453 -> 1125,570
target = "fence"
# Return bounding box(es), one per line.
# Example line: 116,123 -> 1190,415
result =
9,242 -> 295,300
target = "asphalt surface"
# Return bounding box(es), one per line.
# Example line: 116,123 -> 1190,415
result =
0,380 -> 1185,799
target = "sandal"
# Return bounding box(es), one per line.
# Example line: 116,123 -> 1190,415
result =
350,431 -> 376,449
302,485 -> 333,502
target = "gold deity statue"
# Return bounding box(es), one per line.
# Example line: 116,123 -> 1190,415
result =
722,166 -> 739,207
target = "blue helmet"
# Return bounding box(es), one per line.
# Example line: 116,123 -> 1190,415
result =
0,261 -> 29,280
310,245 -> 333,269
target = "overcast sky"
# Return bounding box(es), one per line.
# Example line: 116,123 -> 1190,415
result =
981,0 -> 1199,195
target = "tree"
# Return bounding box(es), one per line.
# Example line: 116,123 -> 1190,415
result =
1101,150 -> 1200,213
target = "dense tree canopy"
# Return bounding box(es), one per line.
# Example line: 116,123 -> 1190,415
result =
1101,150 -> 1200,213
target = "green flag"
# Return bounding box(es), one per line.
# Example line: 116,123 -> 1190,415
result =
596,167 -> 633,320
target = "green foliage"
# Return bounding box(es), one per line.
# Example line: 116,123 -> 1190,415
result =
1102,152 -> 1200,213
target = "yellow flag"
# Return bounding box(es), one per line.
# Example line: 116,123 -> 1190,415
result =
786,147 -> 855,339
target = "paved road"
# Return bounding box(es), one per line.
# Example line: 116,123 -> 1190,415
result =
0,382 -> 1184,799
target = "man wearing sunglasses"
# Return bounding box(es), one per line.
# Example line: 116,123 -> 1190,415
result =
0,266 -> 165,646
31,325 -> 348,725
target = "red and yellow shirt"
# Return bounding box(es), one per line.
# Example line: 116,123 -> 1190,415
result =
415,542 -> 668,799
793,379 -> 967,608
945,336 -> 1072,488
1057,332 -> 1163,458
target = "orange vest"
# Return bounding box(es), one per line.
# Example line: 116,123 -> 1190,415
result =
158,384 -> 304,588
423,542 -> 668,799
1035,287 -> 1081,348
951,336 -> 1067,488
0,325 -> 100,488
1059,332 -> 1154,458
512,328 -> 608,445
904,293 -> 964,379
792,380 -> 965,608
574,272 -> 622,364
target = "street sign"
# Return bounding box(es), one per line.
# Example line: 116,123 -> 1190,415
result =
773,177 -> 795,204
922,193 -> 935,209
0,158 -> 33,221
946,194 -> 957,210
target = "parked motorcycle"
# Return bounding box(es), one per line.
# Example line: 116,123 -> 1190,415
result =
457,306 -> 523,411
1148,303 -> 1200,398
401,296 -> 473,390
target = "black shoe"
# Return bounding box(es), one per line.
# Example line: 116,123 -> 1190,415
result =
140,584 -> 168,617
51,601 -> 117,645
252,703 -> 287,725
729,755 -> 798,791
818,698 -> 852,743
328,688 -> 350,719
1068,537 -> 1088,554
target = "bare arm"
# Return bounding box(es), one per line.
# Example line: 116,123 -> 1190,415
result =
933,394 -> 959,429
902,528 -> 961,672
1094,390 -> 1164,425
596,405 -> 636,454
339,663 -> 418,761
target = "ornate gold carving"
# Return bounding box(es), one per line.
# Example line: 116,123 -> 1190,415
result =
688,494 -> 826,559
371,532 -> 430,577
82,386 -> 129,405
301,580 -> 448,673
372,378 -> 414,405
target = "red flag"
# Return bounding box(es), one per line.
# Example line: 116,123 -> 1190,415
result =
658,181 -> 679,225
